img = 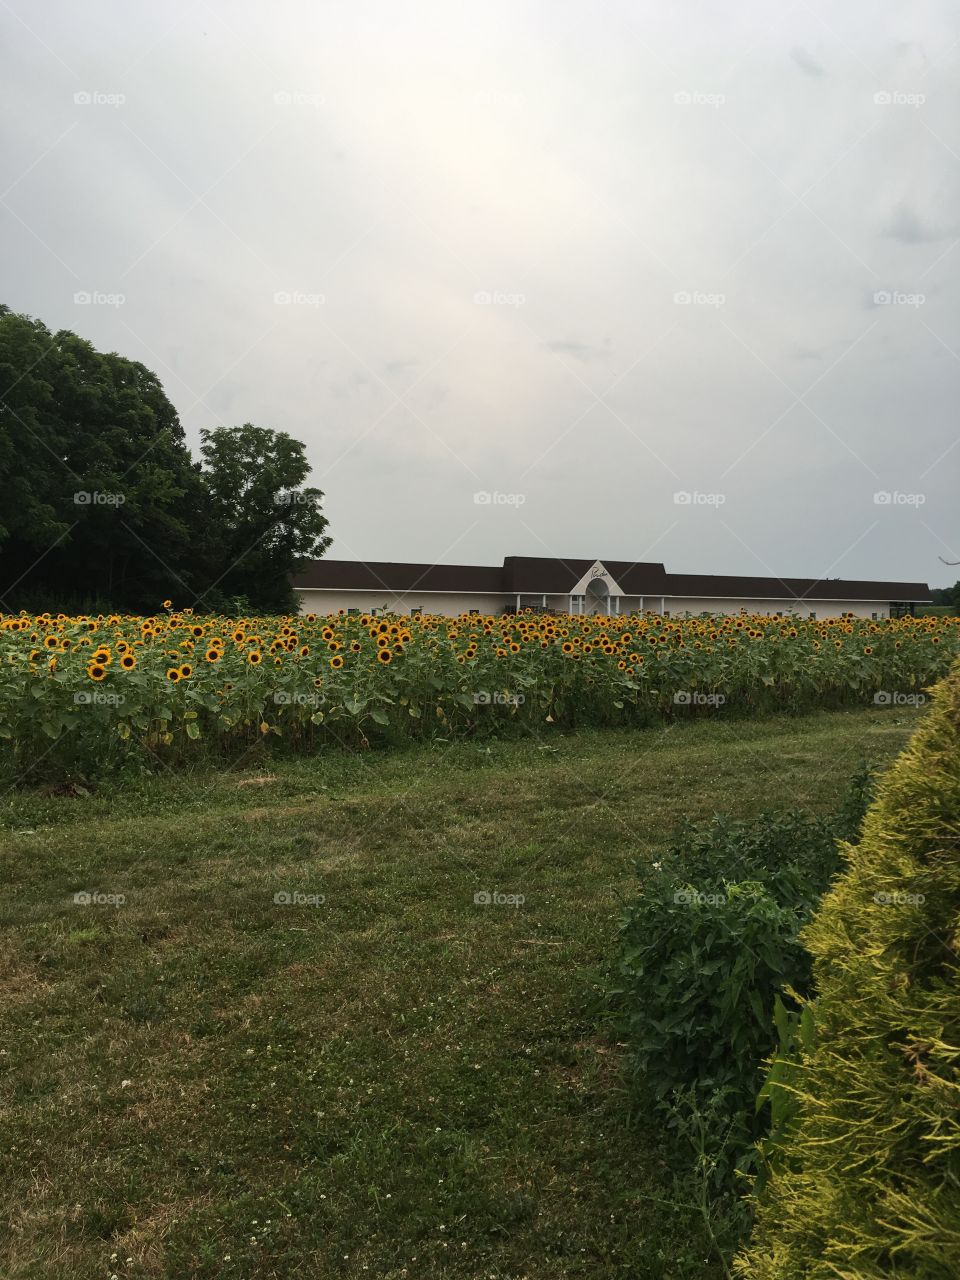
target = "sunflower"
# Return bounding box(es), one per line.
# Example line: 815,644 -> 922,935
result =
120,653 -> 136,670
162,599 -> 172,609
377,648 -> 393,664
179,664 -> 193,679
167,667 -> 181,682
87,663 -> 107,682
248,650 -> 262,666
330,655 -> 344,669
205,647 -> 221,662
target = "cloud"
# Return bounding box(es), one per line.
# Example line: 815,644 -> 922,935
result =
882,202 -> 951,244
544,339 -> 605,361
0,0 -> 957,586
790,45 -> 825,77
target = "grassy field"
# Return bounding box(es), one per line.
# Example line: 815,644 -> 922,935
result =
0,707 -> 922,1279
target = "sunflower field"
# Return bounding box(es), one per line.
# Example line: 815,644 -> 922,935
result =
1,606 -> 957,779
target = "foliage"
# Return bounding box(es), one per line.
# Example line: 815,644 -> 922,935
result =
929,580 -> 959,608
613,805 -> 861,1146
737,659 -> 960,1279
1,606 -> 958,781
0,305 -> 330,613
195,424 -> 330,614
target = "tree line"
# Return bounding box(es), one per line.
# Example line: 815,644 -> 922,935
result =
0,304 -> 330,614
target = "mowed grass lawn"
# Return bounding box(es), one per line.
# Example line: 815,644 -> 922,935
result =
0,708 -> 921,1279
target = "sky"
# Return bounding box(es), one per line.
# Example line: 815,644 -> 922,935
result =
1,0 -> 958,586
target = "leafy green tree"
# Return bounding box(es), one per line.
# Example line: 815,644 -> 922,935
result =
930,581 -> 959,608
0,305 -> 71,554
0,306 -> 205,610
196,423 -> 331,613
0,306 -> 332,614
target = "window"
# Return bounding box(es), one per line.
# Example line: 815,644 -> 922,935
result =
410,607 -> 422,616
809,612 -> 816,619
347,607 -> 359,615
871,612 -> 878,620
469,608 -> 480,615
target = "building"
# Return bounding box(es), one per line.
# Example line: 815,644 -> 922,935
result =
292,557 -> 931,619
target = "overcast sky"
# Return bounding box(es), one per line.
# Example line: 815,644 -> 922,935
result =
1,1 -> 958,585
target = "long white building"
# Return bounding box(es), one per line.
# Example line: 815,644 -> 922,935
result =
292,556 -> 930,619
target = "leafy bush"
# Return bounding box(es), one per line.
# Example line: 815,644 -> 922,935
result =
611,791 -> 874,1273
615,799 -> 867,1127
737,661 -> 960,1279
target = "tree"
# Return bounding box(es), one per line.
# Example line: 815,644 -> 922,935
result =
0,305 -> 333,614
0,306 -> 206,610
196,423 -> 331,612
930,581 -> 959,608
0,305 -> 71,554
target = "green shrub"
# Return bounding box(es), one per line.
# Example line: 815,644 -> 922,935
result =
614,801 -> 865,1131
738,661 -> 960,1279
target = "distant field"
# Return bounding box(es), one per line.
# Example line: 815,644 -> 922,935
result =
1,607 -> 955,780
0,706 -> 921,1279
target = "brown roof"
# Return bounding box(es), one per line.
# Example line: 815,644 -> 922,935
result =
663,573 -> 931,602
292,560 -> 504,594
293,557 -> 931,602
501,557 -> 669,593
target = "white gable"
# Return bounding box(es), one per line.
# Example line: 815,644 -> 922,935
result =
569,560 -> 625,596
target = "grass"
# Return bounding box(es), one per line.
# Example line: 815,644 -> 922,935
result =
0,706 -> 922,1279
